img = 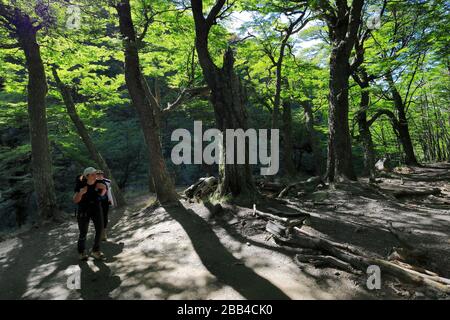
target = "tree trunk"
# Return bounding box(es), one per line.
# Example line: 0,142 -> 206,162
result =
52,68 -> 126,208
324,0 -> 364,182
327,50 -> 357,181
386,72 -> 419,166
15,15 -> 59,220
115,0 -> 178,203
282,101 -> 296,176
303,100 -> 323,176
356,74 -> 376,181
211,50 -> 256,197
191,0 -> 256,198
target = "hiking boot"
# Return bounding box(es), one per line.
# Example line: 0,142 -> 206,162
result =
101,229 -> 107,241
91,251 -> 105,260
79,251 -> 89,261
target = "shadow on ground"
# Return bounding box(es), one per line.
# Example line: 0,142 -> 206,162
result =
162,202 -> 291,300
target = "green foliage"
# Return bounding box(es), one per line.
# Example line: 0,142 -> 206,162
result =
0,0 -> 448,230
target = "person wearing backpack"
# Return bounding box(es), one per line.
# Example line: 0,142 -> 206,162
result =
73,167 -> 107,261
96,170 -> 113,241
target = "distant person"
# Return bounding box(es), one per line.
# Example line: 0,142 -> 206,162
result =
96,170 -> 113,241
73,167 -> 107,261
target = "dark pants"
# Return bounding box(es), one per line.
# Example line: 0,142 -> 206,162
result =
77,203 -> 103,253
101,200 -> 109,229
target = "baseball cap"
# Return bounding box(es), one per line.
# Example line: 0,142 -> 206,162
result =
83,167 -> 97,177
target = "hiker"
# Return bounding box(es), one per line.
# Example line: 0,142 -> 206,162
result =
73,167 -> 107,261
96,170 -> 113,241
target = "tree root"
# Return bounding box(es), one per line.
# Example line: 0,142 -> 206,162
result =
295,254 -> 363,275
273,229 -> 450,294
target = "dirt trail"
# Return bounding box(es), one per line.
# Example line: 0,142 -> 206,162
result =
0,201 -> 371,299
0,163 -> 449,300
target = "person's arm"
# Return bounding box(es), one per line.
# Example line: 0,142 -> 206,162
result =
73,186 -> 88,204
97,183 -> 107,197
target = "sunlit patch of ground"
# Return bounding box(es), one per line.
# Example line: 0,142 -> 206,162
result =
0,165 -> 449,299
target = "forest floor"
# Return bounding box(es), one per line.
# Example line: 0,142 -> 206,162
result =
0,163 -> 449,300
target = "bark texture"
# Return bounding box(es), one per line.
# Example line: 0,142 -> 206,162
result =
191,0 -> 256,197
1,6 -> 60,220
116,0 -> 178,203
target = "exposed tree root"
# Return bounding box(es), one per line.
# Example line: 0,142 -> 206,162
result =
184,177 -> 218,200
277,177 -> 326,198
273,229 -> 450,294
253,206 -> 309,238
380,185 -> 441,198
295,254 -> 362,275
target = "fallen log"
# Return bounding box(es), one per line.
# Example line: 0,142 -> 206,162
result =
259,181 -> 284,192
267,206 -> 313,218
274,229 -> 450,294
295,254 -> 362,275
277,177 -> 326,198
380,185 -> 441,198
253,206 -> 310,221
254,209 -> 293,223
254,207 -> 310,238
184,176 -> 217,199
278,184 -> 296,198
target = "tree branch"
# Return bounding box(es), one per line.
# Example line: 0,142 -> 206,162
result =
162,86 -> 210,114
0,42 -> 19,49
205,0 -> 226,28
367,109 -> 400,129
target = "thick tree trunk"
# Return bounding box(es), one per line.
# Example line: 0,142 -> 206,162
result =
356,76 -> 376,181
191,0 -> 256,198
210,50 -> 256,197
327,51 -> 357,181
52,68 -> 126,207
358,111 -> 376,181
397,113 -> 418,166
303,100 -> 323,176
282,101 -> 296,176
324,0 -> 364,182
15,16 -> 59,220
116,0 -> 178,203
386,72 -> 418,166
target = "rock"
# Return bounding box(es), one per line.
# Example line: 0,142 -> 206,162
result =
375,158 -> 392,172
304,176 -> 325,192
414,291 -> 425,299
